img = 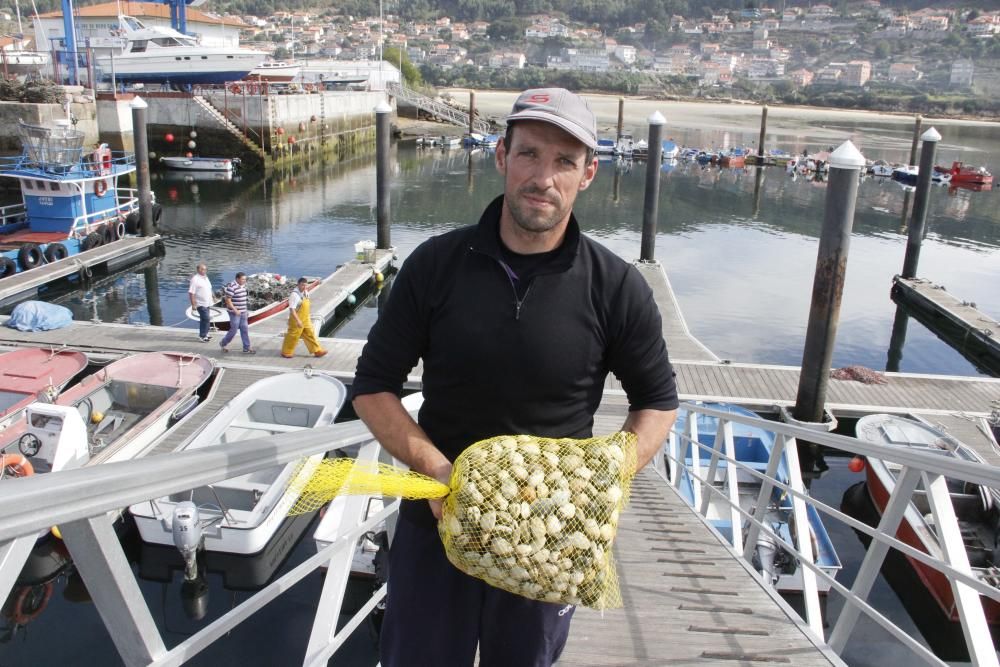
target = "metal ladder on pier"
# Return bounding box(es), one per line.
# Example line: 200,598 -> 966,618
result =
192,95 -> 266,159
387,82 -> 491,134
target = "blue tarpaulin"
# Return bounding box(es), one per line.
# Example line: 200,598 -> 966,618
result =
6,301 -> 73,331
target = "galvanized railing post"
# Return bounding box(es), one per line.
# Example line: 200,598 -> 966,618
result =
828,466 -> 923,652
699,419 -> 727,516
688,413 -> 702,508
782,433 -> 822,636
742,433 -> 787,561
721,420 -> 743,554
923,472 -> 999,667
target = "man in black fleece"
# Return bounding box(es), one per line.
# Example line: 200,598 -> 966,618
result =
352,87 -> 679,667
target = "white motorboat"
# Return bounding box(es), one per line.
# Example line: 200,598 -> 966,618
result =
95,15 -> 265,86
160,156 -> 239,173
0,50 -> 49,76
246,61 -> 300,82
129,370 -> 348,556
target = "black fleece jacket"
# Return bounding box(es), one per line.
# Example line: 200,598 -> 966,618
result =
352,195 -> 678,524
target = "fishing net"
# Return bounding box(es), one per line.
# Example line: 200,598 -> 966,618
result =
288,431 -> 637,610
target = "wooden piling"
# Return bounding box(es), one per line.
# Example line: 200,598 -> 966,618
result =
469,91 -> 476,136
375,101 -> 392,249
129,97 -> 154,237
908,115 -> 922,166
793,141 -> 866,424
901,128 -> 941,280
757,105 -> 768,158
640,112 -> 665,262
617,97 -> 625,140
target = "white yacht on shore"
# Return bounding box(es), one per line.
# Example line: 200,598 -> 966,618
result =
95,15 -> 265,86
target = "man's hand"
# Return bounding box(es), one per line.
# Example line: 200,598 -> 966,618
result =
428,461 -> 453,520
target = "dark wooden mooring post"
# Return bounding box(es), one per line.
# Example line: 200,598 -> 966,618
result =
793,140 -> 866,425
757,105 -> 768,158
639,111 -> 665,262
375,101 -> 392,250
130,96 -> 154,237
908,114 -> 923,166
901,127 -> 941,280
468,91 -> 476,136
616,97 -> 625,141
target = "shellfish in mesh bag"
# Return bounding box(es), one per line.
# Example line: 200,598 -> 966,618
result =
287,431 -> 637,610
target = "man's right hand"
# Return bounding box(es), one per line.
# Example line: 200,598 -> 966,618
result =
428,462 -> 453,520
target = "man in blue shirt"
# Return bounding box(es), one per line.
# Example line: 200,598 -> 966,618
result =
219,272 -> 255,354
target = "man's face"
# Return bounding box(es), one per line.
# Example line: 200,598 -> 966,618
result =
237,275 -> 247,286
496,120 -> 597,235
197,264 -> 207,275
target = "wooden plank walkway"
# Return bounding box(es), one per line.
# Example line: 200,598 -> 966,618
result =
635,261 -> 719,362
892,276 -> 1000,375
252,251 -> 395,335
0,235 -> 163,307
557,402 -> 843,666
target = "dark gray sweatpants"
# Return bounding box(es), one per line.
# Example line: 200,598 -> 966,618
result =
379,514 -> 576,667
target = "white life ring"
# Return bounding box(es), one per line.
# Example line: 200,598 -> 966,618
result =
94,179 -> 108,197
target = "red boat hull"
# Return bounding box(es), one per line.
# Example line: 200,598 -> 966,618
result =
865,467 -> 1000,625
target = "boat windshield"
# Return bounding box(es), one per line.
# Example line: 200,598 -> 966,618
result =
0,390 -> 30,414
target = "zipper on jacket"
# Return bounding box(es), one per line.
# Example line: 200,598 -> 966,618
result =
476,245 -> 532,321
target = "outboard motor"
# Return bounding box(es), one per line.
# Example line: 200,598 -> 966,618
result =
753,530 -> 781,587
171,502 -> 202,582
18,404 -> 89,473
180,578 -> 209,621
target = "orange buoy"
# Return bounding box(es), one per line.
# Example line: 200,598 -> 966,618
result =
1,453 -> 34,477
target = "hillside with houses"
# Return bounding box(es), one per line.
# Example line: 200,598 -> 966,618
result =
1,1 -> 997,115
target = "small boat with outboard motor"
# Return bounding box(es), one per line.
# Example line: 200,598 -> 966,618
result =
129,369 -> 348,561
0,119 -> 160,280
160,156 -> 241,173
850,414 -> 1000,626
0,352 -> 213,475
672,402 -> 842,595
0,347 -> 88,430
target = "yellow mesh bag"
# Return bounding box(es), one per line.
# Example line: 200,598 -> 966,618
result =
288,431 -> 637,610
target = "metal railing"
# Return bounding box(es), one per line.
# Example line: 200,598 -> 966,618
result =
387,82 -> 491,134
663,402 -> 1000,667
0,400 -> 998,665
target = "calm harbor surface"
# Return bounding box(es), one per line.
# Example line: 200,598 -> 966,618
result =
1,103 -> 998,665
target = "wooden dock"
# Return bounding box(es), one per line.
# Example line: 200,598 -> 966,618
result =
891,276 -> 1000,375
0,235 -> 164,308
635,261 -> 718,362
252,250 -> 394,335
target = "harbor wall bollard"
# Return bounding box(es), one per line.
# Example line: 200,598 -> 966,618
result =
639,111 -> 665,262
617,97 -> 625,141
908,114 -> 923,166
375,101 -> 391,250
757,105 -> 768,158
130,96 -> 154,237
901,127 -> 941,280
793,140 -> 866,425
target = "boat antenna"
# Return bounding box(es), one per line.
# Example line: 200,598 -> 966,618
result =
14,0 -> 22,35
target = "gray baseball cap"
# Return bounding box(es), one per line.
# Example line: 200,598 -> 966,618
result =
506,88 -> 597,150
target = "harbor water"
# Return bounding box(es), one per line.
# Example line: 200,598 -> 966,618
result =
1,102 -> 999,665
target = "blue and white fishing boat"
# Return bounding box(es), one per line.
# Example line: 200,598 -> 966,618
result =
661,140 -> 679,160
672,403 -> 841,594
0,118 -> 153,279
595,138 -> 616,156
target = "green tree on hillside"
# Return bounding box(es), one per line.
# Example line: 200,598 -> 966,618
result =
384,46 -> 422,86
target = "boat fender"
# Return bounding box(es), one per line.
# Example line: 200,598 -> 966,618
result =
16,244 -> 42,270
101,224 -> 114,245
112,220 -> 126,241
78,264 -> 92,283
230,84 -> 241,95
1,453 -> 35,477
81,231 -> 103,251
152,203 -> 163,227
169,395 -> 200,425
94,179 -> 108,197
10,583 -> 53,625
0,256 -> 15,278
43,242 -> 68,263
153,238 -> 166,257
124,211 -> 141,235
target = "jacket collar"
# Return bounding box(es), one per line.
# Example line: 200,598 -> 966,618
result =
471,195 -> 581,270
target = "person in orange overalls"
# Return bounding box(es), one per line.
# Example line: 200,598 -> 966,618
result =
281,277 -> 327,358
